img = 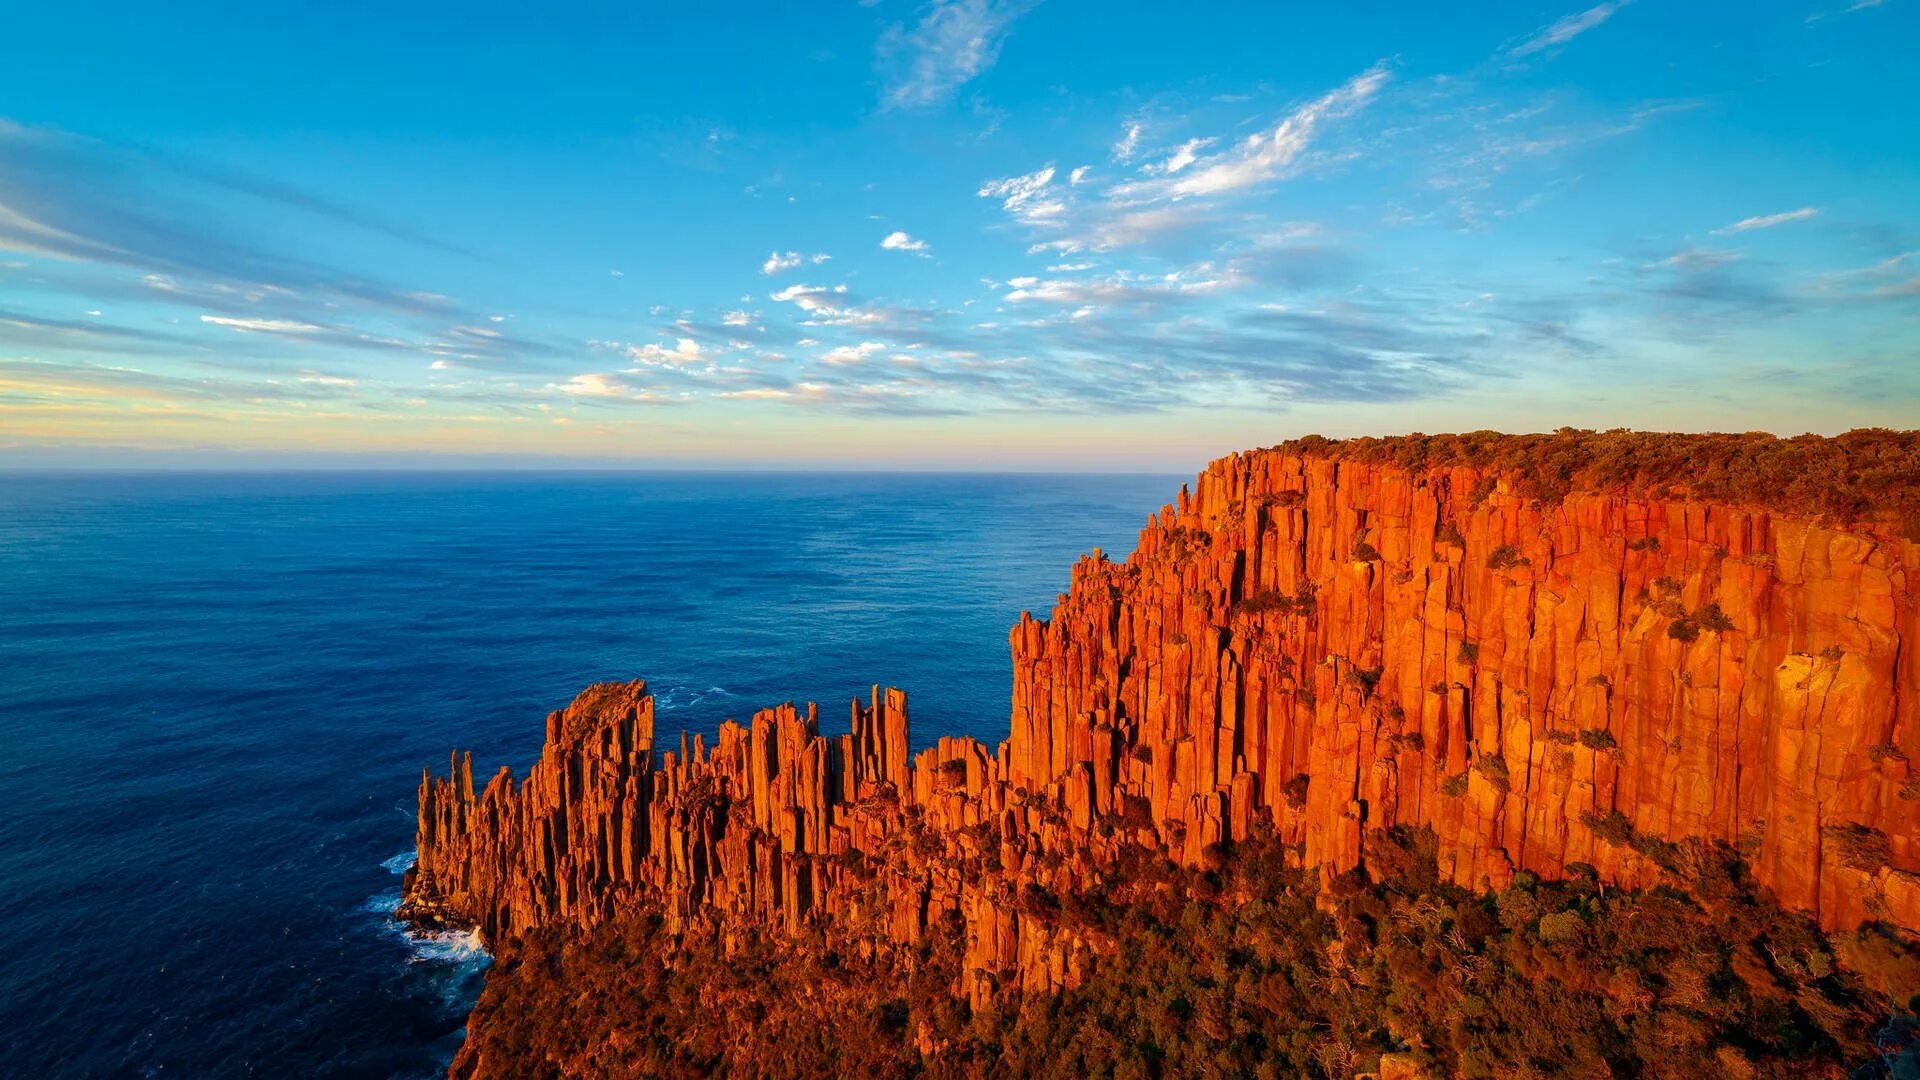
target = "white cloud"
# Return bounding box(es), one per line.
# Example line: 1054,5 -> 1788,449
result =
770,283 -> 850,312
1145,138 -> 1214,175
881,230 -> 930,253
622,337 -> 714,368
978,165 -> 1064,225
1711,207 -> 1820,235
1506,2 -> 1628,58
1002,264 -> 1237,304
1069,165 -> 1091,185
877,0 -> 1039,110
555,373 -> 629,397
198,314 -> 322,334
1112,123 -> 1142,162
1113,62 -> 1391,201
296,371 -> 356,387
722,310 -> 755,327
821,341 -> 887,365
762,250 -> 831,275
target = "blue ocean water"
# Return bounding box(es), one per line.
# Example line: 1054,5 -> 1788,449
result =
0,470 -> 1174,1078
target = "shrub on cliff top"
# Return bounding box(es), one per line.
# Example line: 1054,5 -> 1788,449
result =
1264,428 -> 1920,530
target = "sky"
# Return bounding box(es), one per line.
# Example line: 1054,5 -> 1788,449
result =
1,1 -> 1916,471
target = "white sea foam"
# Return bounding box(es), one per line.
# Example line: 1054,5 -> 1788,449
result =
365,857 -> 491,974
405,927 -> 489,966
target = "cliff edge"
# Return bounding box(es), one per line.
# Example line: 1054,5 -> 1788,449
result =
403,429 -> 1920,1072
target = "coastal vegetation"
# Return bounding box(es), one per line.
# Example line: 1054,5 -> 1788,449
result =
453,828 -> 1917,1079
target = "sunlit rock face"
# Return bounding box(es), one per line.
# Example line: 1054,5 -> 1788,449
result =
406,434 -> 1920,1008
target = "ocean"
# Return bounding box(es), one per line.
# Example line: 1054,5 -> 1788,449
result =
0,470 -> 1177,1078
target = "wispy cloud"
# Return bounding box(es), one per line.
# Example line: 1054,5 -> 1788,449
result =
876,0 -> 1040,110
1807,0 -> 1885,24
1111,62 -> 1390,201
1712,207 -> 1820,234
0,356 -> 363,405
0,118 -> 454,317
1504,2 -> 1630,58
0,116 -> 577,383
1820,251 -> 1920,300
550,372 -> 674,403
978,63 -> 1390,258
198,314 -> 324,334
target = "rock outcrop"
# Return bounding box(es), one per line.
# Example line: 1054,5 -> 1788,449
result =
406,432 -> 1920,1009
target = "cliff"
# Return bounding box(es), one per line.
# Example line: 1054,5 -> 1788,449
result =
404,430 -> 1920,1021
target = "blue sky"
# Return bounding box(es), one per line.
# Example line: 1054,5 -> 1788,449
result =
1,1 -> 1915,469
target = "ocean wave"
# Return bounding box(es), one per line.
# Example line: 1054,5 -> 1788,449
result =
382,849 -> 416,874
652,683 -> 733,711
405,927 -> 488,966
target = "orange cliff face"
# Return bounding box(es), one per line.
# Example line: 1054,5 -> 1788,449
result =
404,435 -> 1920,1007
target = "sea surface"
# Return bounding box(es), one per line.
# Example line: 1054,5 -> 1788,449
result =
0,470 -> 1177,1079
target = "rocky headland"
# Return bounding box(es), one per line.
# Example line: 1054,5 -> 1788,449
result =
403,430 -> 1920,1078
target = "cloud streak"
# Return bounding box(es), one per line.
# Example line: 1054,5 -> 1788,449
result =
1505,2 -> 1629,58
877,0 -> 1040,109
1712,207 -> 1820,234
